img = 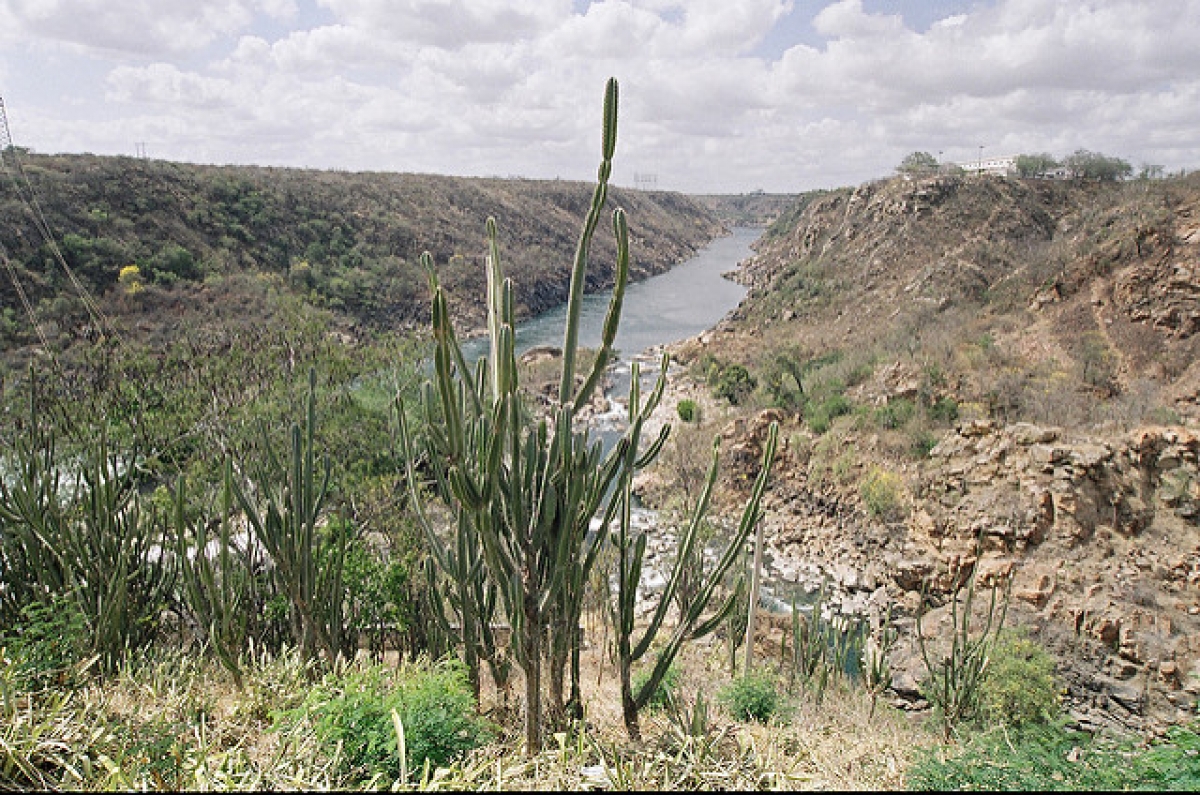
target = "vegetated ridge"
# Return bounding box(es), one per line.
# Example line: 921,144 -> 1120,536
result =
0,152 -> 723,366
665,171 -> 1200,735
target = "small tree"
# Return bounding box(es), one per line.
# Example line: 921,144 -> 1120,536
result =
1015,153 -> 1059,178
897,151 -> 940,177
1064,149 -> 1132,181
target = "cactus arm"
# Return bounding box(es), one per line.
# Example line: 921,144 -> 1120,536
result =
631,435 -> 720,660
575,207 -> 630,408
559,77 -> 619,405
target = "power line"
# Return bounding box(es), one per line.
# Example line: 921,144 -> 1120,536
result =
0,94 -> 126,351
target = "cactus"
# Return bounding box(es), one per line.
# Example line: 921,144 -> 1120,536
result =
232,367 -> 349,666
0,381 -> 175,672
173,460 -> 253,688
399,77 -> 636,753
785,582 -> 863,702
610,415 -> 778,740
916,560 -> 1011,739
863,602 -> 898,719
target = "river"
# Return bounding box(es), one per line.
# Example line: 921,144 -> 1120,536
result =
462,225 -> 757,451
462,225 -> 757,370
499,225 -> 756,358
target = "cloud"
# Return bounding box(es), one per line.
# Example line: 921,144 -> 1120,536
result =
315,0 -> 572,48
4,0 -> 1199,191
0,0 -> 295,57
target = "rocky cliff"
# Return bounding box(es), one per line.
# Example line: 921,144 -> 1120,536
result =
657,171 -> 1200,733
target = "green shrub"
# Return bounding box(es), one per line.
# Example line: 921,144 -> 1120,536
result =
928,396 -> 959,424
910,429 -> 940,458
281,658 -> 493,783
713,364 -> 756,405
633,662 -> 680,712
676,399 -> 700,423
873,398 -> 915,430
719,671 -> 781,723
806,394 -> 852,434
978,628 -> 1060,728
860,467 -> 905,521
1,594 -> 91,694
906,722 -> 1200,791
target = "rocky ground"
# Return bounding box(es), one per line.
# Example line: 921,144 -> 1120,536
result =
628,172 -> 1200,736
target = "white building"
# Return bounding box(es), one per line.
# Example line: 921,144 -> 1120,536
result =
957,155 -> 1017,176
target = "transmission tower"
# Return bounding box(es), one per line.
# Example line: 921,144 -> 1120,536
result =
0,95 -> 14,165
634,171 -> 658,191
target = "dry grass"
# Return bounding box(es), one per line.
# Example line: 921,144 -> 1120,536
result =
4,611 -> 935,791
461,615 -> 933,791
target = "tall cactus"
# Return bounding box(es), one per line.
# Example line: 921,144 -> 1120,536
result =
400,77 -> 634,754
232,367 -> 348,666
173,460 -> 253,688
0,381 -> 175,672
610,402 -> 778,740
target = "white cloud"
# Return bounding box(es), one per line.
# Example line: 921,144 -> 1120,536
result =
0,0 -> 279,56
3,0 -> 1199,191
315,0 -> 572,48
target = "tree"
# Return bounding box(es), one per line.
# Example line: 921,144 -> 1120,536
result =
1064,149 -> 1132,181
1015,153 -> 1059,178
897,151 -> 940,176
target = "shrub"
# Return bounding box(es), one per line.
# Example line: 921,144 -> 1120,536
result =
118,263 -> 144,295
633,662 -> 680,712
860,467 -> 905,521
1,594 -> 90,694
719,671 -> 781,723
978,628 -> 1060,728
713,364 -> 756,405
873,398 -> 915,430
906,722 -> 1200,791
928,396 -> 959,424
806,394 -> 852,434
676,399 -> 699,423
910,429 -> 940,458
282,658 -> 493,783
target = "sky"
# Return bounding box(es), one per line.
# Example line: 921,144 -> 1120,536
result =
1,0 -> 1198,194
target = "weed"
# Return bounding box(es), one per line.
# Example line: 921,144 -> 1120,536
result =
676,398 -> 700,423
906,722 -> 1200,791
279,657 -> 493,783
633,662 -> 681,712
1,594 -> 91,695
720,671 -> 782,723
807,394 -> 852,434
860,466 -> 906,521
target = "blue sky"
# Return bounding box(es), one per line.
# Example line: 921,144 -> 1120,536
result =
1,0 -> 1197,193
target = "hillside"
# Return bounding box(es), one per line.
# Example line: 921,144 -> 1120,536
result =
692,192 -> 800,227
0,153 -> 722,364
656,172 -> 1200,734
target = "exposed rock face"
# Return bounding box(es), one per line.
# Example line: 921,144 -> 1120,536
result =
722,412 -> 1200,731
669,172 -> 1200,734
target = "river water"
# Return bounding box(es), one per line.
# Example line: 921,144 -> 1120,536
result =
463,225 -> 757,367
500,226 -> 756,358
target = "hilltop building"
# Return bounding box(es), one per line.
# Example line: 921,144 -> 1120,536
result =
957,155 -> 1017,176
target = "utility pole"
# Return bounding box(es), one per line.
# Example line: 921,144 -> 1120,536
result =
0,95 -> 14,163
